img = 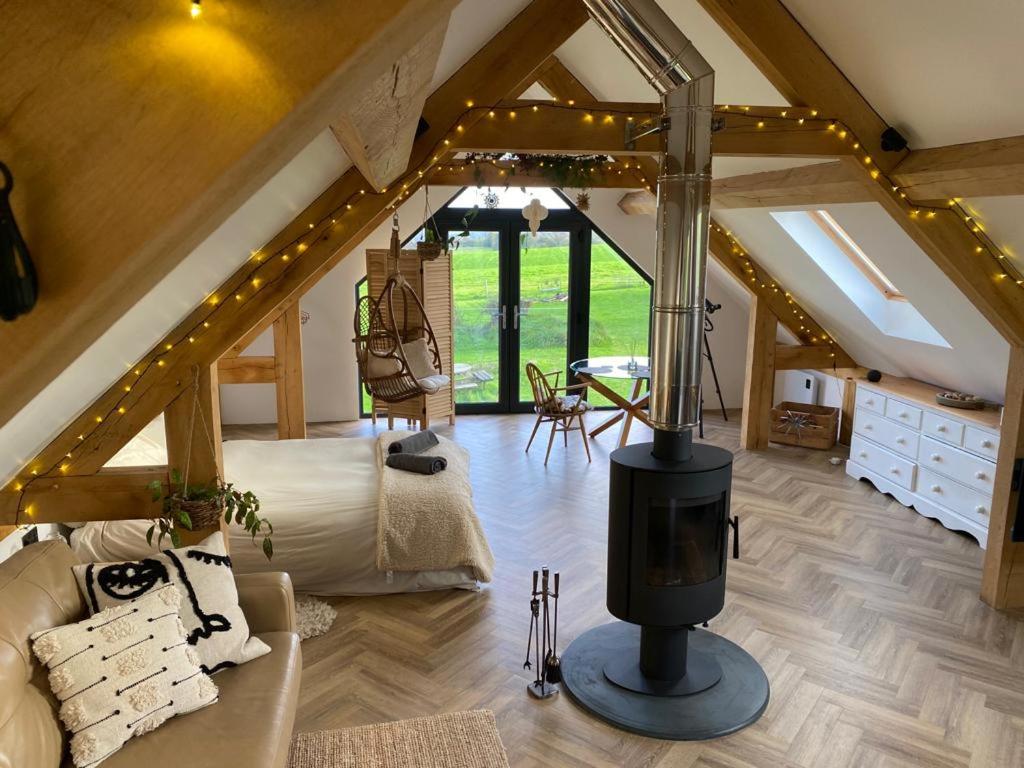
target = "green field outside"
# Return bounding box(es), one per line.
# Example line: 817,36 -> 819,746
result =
360,233 -> 650,414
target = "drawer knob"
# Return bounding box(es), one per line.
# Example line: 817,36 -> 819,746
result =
858,451 -> 867,459
931,454 -> 941,462
931,484 -> 941,493
889,467 -> 900,475
975,471 -> 987,480
864,424 -> 873,430
896,437 -> 905,444
866,399 -> 874,405
937,425 -> 947,432
899,412 -> 908,418
976,505 -> 987,515
981,439 -> 993,448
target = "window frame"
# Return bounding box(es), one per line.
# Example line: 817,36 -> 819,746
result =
808,210 -> 906,301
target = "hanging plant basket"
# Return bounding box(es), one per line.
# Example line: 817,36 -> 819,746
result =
417,240 -> 444,261
175,496 -> 225,530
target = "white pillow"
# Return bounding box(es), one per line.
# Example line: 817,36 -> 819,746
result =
404,338 -> 437,379
31,585 -> 218,768
364,351 -> 403,379
73,533 -> 269,675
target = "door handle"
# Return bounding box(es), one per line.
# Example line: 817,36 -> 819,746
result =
492,305 -> 507,330
513,303 -> 524,330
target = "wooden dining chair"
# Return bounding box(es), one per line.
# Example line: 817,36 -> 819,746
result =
525,362 -> 593,466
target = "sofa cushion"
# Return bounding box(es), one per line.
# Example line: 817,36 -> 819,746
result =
92,632 -> 301,768
72,534 -> 269,675
0,541 -> 86,768
32,585 -> 219,768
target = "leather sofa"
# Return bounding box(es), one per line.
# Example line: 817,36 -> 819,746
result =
0,540 -> 302,768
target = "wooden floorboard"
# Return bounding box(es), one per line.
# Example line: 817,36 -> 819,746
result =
224,413 -> 1024,767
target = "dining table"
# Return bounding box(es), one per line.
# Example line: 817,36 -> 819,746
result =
570,356 -> 652,448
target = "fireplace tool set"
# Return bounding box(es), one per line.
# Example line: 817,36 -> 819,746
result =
523,567 -> 560,699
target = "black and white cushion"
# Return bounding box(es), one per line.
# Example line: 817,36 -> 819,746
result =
31,585 -> 218,768
73,533 -> 269,675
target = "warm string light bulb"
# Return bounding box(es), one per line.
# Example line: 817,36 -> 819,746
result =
190,0 -> 202,19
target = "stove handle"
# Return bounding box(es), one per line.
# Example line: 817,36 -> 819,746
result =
729,515 -> 740,560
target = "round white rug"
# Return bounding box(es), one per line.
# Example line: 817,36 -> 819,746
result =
295,596 -> 338,640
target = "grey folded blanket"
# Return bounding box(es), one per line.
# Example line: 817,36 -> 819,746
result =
387,430 -> 440,455
385,453 -> 448,475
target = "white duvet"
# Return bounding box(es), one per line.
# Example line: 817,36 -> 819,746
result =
71,437 -> 477,596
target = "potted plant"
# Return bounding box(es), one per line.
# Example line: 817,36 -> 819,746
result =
417,206 -> 479,261
147,469 -> 274,559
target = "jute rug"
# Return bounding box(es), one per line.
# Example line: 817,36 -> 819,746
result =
288,710 -> 510,768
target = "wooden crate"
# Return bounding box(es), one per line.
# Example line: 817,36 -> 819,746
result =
769,401 -> 838,450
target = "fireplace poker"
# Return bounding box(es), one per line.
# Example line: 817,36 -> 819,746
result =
523,570 -> 538,669
545,571 -> 562,684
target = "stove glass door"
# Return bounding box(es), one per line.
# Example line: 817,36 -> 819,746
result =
646,495 -> 725,587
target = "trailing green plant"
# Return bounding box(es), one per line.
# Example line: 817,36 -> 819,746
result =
424,205 -> 479,253
147,469 -> 273,559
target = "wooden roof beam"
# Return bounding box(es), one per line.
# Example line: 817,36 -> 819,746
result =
0,0 -> 458,433
891,135 -> 1024,200
331,13 -> 452,190
457,101 -> 852,158
9,0 -> 589,486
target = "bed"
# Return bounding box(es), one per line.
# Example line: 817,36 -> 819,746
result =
71,436 -> 480,596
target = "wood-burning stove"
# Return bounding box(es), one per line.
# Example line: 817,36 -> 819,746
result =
560,430 -> 769,740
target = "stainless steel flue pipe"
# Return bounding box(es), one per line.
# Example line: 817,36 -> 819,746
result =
583,0 -> 714,431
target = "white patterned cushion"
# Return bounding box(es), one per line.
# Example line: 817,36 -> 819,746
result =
73,533 -> 269,675
31,585 -> 218,768
404,338 -> 438,380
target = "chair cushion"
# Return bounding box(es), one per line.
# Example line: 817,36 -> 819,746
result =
72,534 -> 269,675
404,338 -> 437,380
537,394 -> 593,414
33,585 -> 218,768
416,374 -> 450,394
92,632 -> 301,768
364,352 -> 403,379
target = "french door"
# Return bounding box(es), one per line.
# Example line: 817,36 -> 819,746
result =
435,209 -> 589,413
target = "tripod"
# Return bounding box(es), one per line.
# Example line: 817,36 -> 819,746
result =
699,303 -> 729,439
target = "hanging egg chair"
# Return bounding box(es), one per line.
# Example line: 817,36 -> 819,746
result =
353,215 -> 450,403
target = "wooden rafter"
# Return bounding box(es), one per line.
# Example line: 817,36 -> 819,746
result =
331,13 -> 452,190
696,0 -> 905,173
711,161 -> 872,209
0,0 -> 458,434
0,0 -> 589,505
218,356 -> 276,384
891,134 -> 1024,200
458,101 -> 851,158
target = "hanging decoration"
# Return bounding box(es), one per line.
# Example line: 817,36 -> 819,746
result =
483,188 -> 501,209
575,191 -> 591,212
0,162 -> 38,322
522,198 -> 548,236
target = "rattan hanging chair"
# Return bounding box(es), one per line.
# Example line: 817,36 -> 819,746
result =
353,216 -> 450,403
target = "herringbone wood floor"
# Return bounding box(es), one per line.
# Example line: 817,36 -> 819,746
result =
224,413 -> 1024,767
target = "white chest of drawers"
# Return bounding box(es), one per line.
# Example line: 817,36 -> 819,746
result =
845,381 -> 1002,548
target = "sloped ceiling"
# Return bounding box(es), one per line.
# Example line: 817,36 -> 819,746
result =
782,0 -> 1024,149
715,202 -> 1009,401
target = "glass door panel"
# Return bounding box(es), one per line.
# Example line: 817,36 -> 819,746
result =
516,231 -> 571,407
452,230 -> 502,406
587,232 -> 652,407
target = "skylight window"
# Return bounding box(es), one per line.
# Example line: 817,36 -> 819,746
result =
772,210 -> 950,348
809,210 -> 903,300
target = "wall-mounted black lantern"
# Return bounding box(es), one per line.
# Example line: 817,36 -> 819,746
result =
0,161 -> 37,321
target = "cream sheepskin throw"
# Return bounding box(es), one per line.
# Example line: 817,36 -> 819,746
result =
377,431 -> 494,582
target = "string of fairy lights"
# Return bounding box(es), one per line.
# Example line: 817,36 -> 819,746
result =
9,98 -> 1015,514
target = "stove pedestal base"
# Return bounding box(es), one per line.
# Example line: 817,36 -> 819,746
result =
561,622 -> 769,740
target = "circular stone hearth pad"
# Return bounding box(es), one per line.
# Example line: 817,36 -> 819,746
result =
560,622 -> 770,741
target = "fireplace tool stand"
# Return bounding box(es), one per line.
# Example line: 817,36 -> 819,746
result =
560,430 -> 769,740
524,567 -> 560,700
